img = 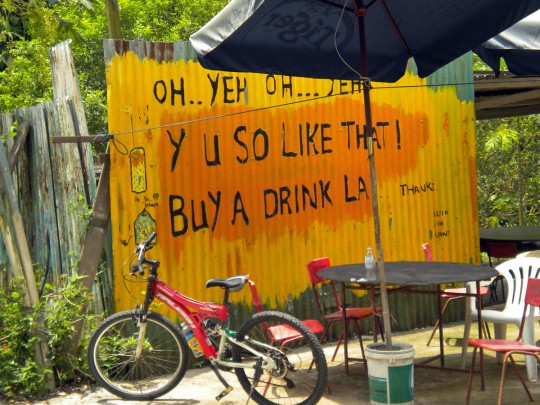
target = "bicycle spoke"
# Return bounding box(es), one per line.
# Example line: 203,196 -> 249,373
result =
88,311 -> 189,400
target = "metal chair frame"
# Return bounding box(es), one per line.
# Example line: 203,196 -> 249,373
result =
422,243 -> 489,346
465,277 -> 540,405
306,257 -> 383,374
461,258 -> 540,379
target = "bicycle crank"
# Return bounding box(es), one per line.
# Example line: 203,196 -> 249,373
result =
210,363 -> 233,401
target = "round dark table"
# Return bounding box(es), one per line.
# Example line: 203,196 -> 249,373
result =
318,261 -> 497,371
318,261 -> 497,286
480,226 -> 540,252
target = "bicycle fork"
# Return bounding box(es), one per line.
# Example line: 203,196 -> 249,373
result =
134,321 -> 147,360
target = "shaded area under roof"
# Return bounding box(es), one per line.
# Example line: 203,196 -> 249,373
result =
473,10 -> 540,119
474,73 -> 540,119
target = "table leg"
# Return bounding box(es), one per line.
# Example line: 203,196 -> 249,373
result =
370,287 -> 378,342
458,282 -> 483,369
476,281 -> 483,339
475,281 -> 487,389
436,284 -> 445,367
340,282 -> 349,375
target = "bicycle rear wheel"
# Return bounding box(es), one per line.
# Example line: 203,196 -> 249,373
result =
87,310 -> 189,400
232,311 -> 328,405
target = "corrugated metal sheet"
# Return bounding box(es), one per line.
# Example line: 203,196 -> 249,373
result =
104,39 -> 478,330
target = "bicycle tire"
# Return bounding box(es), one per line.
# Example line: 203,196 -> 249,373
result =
87,310 -> 189,400
232,311 -> 328,405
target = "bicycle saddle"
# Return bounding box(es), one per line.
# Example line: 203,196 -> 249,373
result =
206,275 -> 249,292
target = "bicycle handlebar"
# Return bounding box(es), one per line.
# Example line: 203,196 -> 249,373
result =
130,232 -> 158,276
137,232 -> 157,252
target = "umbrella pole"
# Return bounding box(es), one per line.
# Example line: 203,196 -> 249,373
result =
356,2 -> 393,349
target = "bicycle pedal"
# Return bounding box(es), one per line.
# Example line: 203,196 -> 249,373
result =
215,386 -> 233,401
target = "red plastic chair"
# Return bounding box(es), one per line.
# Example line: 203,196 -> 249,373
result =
486,242 -> 519,267
246,276 -> 329,394
306,257 -> 383,374
423,243 -> 489,346
486,242 -> 518,303
465,278 -> 540,405
247,275 -> 325,345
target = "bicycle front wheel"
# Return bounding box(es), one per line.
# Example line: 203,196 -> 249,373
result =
87,310 -> 189,400
232,311 -> 328,405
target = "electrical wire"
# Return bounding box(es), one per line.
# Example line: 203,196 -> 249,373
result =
121,252 -> 146,305
92,75 -> 540,141
333,0 -> 366,80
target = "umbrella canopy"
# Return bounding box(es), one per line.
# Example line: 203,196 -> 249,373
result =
190,0 -> 540,83
189,0 -> 540,348
475,10 -> 540,76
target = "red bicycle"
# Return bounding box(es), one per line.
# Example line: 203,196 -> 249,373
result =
87,232 -> 328,404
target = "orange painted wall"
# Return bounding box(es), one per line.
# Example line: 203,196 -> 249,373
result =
105,40 -> 478,314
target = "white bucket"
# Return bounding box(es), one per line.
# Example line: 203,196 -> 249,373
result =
365,342 -> 415,405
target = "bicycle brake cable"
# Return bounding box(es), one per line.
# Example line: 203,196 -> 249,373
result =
121,252 -> 144,304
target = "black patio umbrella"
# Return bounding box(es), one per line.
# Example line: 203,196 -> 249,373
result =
475,10 -> 540,76
190,0 -> 540,348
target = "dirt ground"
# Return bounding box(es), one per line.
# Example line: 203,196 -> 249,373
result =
9,324 -> 540,405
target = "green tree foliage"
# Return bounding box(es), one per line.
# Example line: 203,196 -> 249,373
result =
473,52 -> 508,72
0,0 -> 99,112
0,39 -> 53,111
117,0 -> 228,42
1,0 -> 228,140
0,0 -> 59,110
476,115 -> 540,227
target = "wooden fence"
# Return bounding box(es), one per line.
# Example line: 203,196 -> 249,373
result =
0,41 -> 112,313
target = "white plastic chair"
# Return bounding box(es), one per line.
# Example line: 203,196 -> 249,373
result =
518,250 -> 540,259
461,257 -> 540,381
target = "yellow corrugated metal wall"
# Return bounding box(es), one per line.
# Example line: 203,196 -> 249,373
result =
104,40 -> 478,329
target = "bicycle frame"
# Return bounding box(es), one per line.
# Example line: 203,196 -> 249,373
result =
150,277 -> 225,358
145,274 -> 278,370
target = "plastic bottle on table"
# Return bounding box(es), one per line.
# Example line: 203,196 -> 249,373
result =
365,246 -> 377,281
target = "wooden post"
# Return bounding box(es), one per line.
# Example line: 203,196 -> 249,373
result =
0,143 -> 40,312
49,41 -> 96,202
0,204 -> 30,303
0,141 -> 55,391
68,153 -> 110,353
49,40 -> 106,353
0,119 -> 33,304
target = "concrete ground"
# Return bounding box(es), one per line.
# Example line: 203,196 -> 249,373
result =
21,323 -> 540,405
